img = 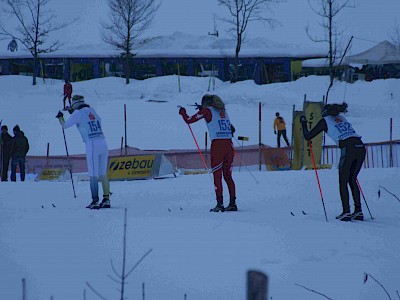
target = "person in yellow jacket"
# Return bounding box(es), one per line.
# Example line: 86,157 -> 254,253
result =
273,112 -> 290,148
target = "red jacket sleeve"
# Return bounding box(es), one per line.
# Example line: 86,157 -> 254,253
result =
181,108 -> 212,124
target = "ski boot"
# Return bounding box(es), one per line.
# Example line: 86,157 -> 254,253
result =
351,211 -> 364,221
225,197 -> 238,212
335,212 -> 351,222
86,200 -> 100,209
210,202 -> 225,212
99,197 -> 111,209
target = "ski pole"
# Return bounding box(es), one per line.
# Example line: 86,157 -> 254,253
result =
233,138 -> 259,184
186,123 -> 209,173
309,140 -> 328,222
357,179 -> 374,219
62,128 -> 77,198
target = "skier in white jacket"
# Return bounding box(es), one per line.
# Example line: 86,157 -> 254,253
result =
56,95 -> 110,209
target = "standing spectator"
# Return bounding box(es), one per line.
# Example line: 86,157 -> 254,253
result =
300,103 -> 366,221
63,79 -> 73,110
0,125 -> 13,181
56,95 -> 111,209
178,94 -> 237,212
273,112 -> 290,148
10,125 -> 29,182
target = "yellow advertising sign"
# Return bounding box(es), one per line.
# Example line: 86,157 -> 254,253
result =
108,155 -> 157,181
36,168 -> 64,181
302,101 -> 324,167
292,110 -> 304,170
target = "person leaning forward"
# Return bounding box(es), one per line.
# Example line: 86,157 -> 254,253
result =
178,94 -> 237,212
56,95 -> 110,209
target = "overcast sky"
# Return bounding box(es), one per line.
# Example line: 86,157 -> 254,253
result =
1,0 -> 399,54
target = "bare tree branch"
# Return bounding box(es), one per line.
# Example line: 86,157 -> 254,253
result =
295,283 -> 335,300
102,0 -> 160,84
125,248 -> 153,278
306,0 -> 353,102
389,20 -> 400,50
85,281 -> 111,300
218,0 -> 285,82
0,0 -> 71,85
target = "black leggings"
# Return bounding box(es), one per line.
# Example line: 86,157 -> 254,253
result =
277,130 -> 290,148
338,138 -> 366,213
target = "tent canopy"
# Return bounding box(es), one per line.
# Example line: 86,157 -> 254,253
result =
346,40 -> 400,65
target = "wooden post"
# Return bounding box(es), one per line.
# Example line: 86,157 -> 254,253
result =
247,270 -> 268,300
22,278 -> 26,300
124,104 -> 127,156
46,142 -> 50,166
178,63 -> 181,93
390,118 -> 393,167
258,102 -> 262,171
205,131 -> 208,163
205,132 -> 208,153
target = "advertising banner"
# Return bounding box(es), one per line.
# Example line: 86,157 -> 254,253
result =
302,101 -> 324,168
108,154 -> 176,181
291,110 -> 304,170
35,168 -> 71,182
263,148 -> 290,171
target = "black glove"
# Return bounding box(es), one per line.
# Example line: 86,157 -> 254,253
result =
179,107 -> 186,116
300,116 -> 307,123
55,111 -> 64,119
274,130 -> 277,135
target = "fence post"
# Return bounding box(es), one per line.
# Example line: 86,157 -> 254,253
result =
258,102 -> 262,171
390,118 -> 393,167
247,270 -> 268,300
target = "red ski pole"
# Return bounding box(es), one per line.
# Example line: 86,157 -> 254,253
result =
309,140 -> 328,222
187,123 -> 209,172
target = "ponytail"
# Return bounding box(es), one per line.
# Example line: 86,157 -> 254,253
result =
322,103 -> 348,117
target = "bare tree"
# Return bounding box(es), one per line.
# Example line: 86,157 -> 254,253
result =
102,0 -> 160,84
0,0 -> 69,85
217,0 -> 285,83
389,20 -> 400,50
86,208 -> 153,300
306,0 -> 353,101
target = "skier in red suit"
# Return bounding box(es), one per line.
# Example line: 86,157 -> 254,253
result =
179,94 -> 237,212
63,79 -> 73,110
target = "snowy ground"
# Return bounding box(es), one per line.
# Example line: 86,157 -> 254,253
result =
1,167 -> 400,299
1,75 -> 400,299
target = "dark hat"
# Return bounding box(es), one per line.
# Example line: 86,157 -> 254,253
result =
1,125 -> 8,130
13,125 -> 20,132
71,95 -> 85,109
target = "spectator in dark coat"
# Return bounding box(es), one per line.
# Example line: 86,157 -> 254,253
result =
0,125 -> 13,181
10,125 -> 29,182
